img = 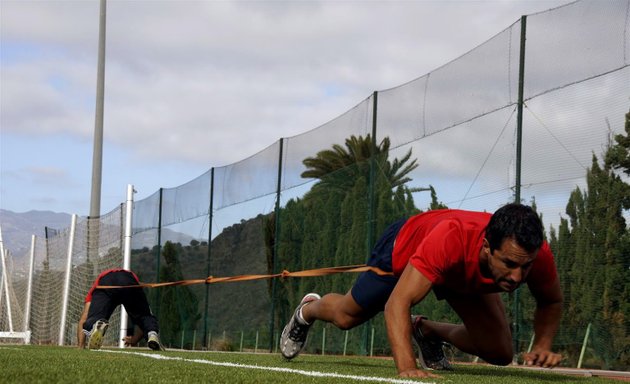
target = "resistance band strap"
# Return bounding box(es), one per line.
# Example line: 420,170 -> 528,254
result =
96,264 -> 393,289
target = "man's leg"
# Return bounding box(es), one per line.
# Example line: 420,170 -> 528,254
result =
281,270 -> 398,359
302,269 -> 398,330
423,293 -> 513,366
301,291 -> 371,330
281,218 -> 404,359
83,288 -> 117,349
121,288 -> 159,333
301,219 -> 406,329
115,275 -> 158,334
83,290 -> 117,333
114,271 -> 162,350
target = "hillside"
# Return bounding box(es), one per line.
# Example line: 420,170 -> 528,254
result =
0,209 -> 73,258
0,209 -> 195,262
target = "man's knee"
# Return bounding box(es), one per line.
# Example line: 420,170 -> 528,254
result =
478,345 -> 513,366
333,314 -> 360,330
484,354 -> 513,366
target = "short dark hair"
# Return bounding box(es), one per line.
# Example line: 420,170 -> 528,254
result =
485,203 -> 543,253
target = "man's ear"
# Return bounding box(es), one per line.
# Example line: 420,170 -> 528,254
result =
482,238 -> 491,256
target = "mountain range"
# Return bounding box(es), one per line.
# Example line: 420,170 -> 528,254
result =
0,209 -> 73,258
0,209 -> 196,262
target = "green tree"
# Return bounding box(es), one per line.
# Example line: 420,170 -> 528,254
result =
556,139 -> 630,368
301,135 -> 418,195
158,241 -> 201,347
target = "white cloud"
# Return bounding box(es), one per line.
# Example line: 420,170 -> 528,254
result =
5,0 -> 601,215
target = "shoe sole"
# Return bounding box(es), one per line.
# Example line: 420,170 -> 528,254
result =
88,322 -> 109,349
413,337 -> 453,371
411,316 -> 452,370
413,337 -> 431,370
148,340 -> 163,351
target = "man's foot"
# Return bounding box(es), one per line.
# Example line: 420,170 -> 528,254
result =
147,331 -> 165,351
411,315 -> 453,370
280,293 -> 321,359
87,319 -> 109,350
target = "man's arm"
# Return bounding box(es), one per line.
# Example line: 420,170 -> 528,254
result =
384,263 -> 438,378
524,277 -> 563,367
77,302 -> 90,348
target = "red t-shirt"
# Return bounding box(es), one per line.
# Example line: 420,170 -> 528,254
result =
84,268 -> 139,303
391,209 -> 557,294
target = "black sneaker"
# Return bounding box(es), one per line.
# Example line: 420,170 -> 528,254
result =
279,293 -> 321,359
411,315 -> 453,370
147,331 -> 165,351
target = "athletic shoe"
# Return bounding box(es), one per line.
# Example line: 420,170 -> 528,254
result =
411,315 -> 453,370
87,319 -> 109,350
147,331 -> 165,351
280,293 -> 321,359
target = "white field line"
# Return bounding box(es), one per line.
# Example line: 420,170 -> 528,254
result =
98,349 -> 434,384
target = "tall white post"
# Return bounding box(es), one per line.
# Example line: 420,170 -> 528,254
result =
0,268 -> 4,326
577,322 -> 592,369
119,184 -> 134,348
0,227 -> 14,332
58,214 -> 77,346
23,235 -> 36,334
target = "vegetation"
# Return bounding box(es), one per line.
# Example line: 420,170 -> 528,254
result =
546,109 -> 630,369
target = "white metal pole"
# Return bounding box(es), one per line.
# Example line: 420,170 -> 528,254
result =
577,322 -> 592,369
119,184 -> 134,348
23,235 -> 36,334
58,214 -> 77,346
0,226 -> 14,332
0,268 -> 4,326
1,250 -> 14,332
0,226 -> 4,315
90,0 -> 107,219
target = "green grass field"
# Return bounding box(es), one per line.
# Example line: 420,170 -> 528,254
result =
0,345 -> 621,384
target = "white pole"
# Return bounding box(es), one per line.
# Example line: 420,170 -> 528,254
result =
0,227 -> 14,332
0,269 -> 4,328
23,235 -> 36,334
119,184 -> 134,348
58,214 -> 77,346
577,322 -> 592,369
89,0 -> 107,219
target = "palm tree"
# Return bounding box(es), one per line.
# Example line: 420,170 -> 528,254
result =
301,135 -> 418,193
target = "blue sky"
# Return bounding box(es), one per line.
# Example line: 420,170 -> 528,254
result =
1,0 -> 570,216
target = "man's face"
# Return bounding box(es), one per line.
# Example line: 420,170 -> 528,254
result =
482,237 -> 538,292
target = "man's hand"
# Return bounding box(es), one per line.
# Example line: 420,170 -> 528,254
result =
123,325 -> 144,347
522,349 -> 562,368
77,302 -> 90,349
122,335 -> 139,347
398,368 -> 441,378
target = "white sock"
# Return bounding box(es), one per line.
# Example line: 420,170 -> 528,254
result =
297,305 -> 311,326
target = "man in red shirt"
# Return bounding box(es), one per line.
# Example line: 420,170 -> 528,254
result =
280,203 -> 563,378
77,269 -> 164,351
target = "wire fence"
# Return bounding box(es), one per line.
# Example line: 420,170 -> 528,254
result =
1,0 -> 629,371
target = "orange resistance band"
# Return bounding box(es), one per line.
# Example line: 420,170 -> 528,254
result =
96,264 -> 393,289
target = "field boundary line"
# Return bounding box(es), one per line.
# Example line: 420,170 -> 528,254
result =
98,349 -> 434,384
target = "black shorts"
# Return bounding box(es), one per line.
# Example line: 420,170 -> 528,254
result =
350,218 -> 406,315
